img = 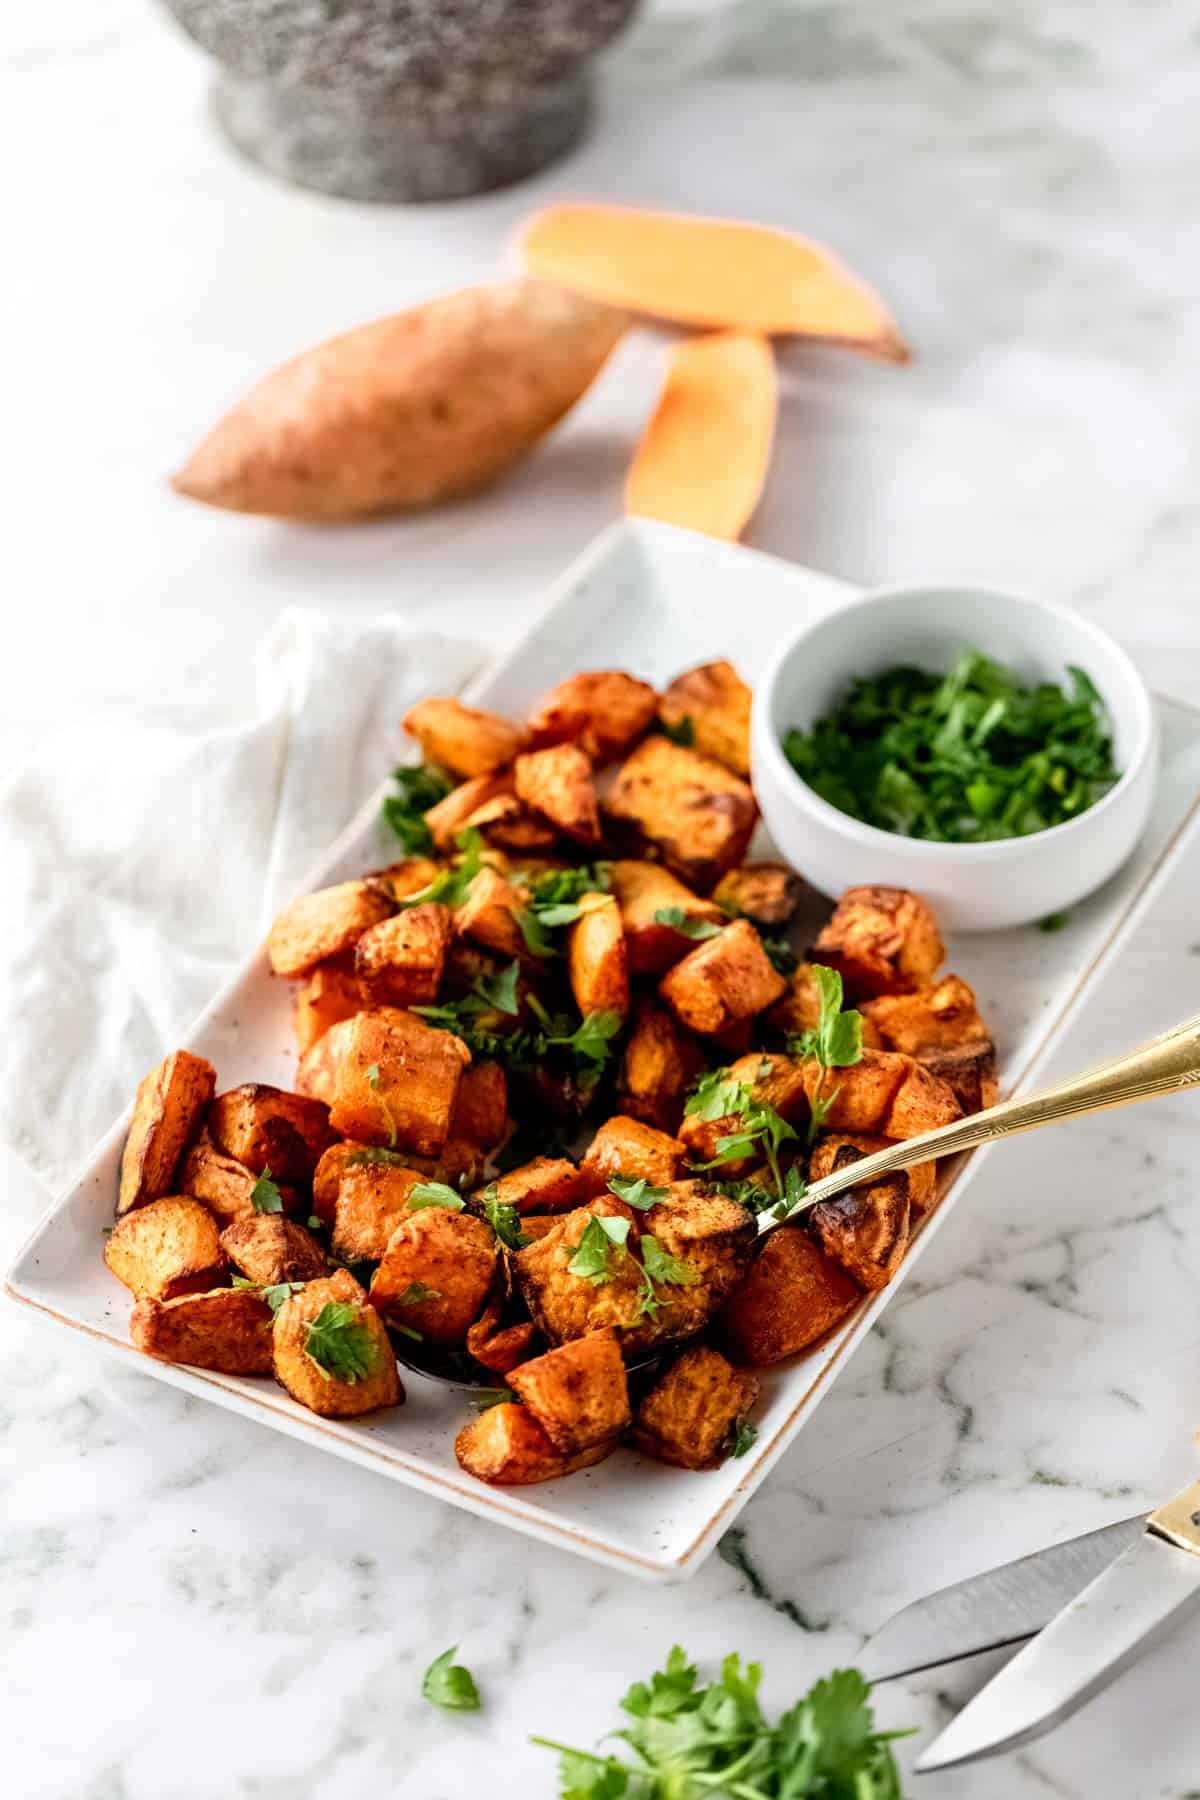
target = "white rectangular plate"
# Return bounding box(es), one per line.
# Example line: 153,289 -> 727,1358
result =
9,520 -> 1200,1582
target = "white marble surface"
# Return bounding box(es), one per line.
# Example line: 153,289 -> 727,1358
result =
5,1 -> 1200,1793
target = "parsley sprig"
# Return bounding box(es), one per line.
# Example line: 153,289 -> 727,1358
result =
304,1301 -> 379,1383
478,1182 -> 530,1250
381,762 -> 452,855
249,1167 -> 284,1214
786,966 -> 864,1144
567,1214 -> 698,1320
408,1181 -> 465,1212
685,1068 -> 800,1211
231,1275 -> 304,1313
515,862 -> 613,958
653,906 -> 723,942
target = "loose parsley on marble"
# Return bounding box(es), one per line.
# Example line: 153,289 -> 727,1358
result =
422,1646 -> 482,1712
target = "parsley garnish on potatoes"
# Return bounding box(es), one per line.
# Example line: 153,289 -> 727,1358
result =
249,1168 -> 284,1214
304,1301 -> 379,1383
786,964 -> 865,1142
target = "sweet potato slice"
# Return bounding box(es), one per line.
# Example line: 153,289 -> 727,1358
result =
118,1050 -> 216,1217
219,1215 -> 328,1286
627,336 -> 775,545
713,862 -> 801,929
509,1331 -> 630,1454
617,999 -> 705,1134
659,919 -> 786,1037
178,1137 -> 300,1224
294,960 -> 365,1056
173,277 -> 629,521
403,697 -> 524,779
809,1130 -> 936,1215
513,743 -> 601,846
527,670 -> 657,765
484,1156 -> 583,1215
717,1227 -> 860,1365
329,1008 -> 470,1157
577,1115 -> 687,1199
131,1287 -> 275,1374
465,1303 -> 538,1375
608,859 -> 727,975
369,1208 -> 497,1347
105,1196 -> 227,1300
455,1401 -> 613,1486
808,1166 -> 910,1292
519,205 -> 907,358
813,887 -> 944,1001
268,880 -> 394,979
631,1344 -> 759,1469
566,892 -> 630,1022
208,1084 -> 336,1185
273,1270 -> 401,1417
354,903 -> 452,1007
604,737 -> 757,892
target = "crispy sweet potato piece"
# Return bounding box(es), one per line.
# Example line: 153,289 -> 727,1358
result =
452,864 -> 530,964
808,1151 -> 911,1291
713,861 -> 801,929
617,999 -> 706,1133
273,1270 -> 401,1417
105,1196 -> 227,1299
219,1215 -> 328,1285
329,1008 -> 470,1156
518,1214 -> 562,1241
659,919 -> 786,1037
131,1287 -> 275,1374
465,1302 -> 538,1374
208,1084 -> 336,1186
577,1115 -> 687,1199
884,1059 -> 963,1139
513,743 -> 601,846
402,696 -> 524,779
809,1130 -> 936,1215
331,1156 -> 425,1261
603,737 -> 757,892
373,856 -> 442,901
268,880 -> 395,979
455,1401 -> 613,1486
294,960 -> 365,1057
717,1228 -> 860,1365
918,1043 -> 998,1116
678,1051 -> 809,1172
510,1330 -> 630,1453
566,892 -> 630,1021
638,1183 -> 758,1344
608,859 -> 727,976
813,886 -> 944,1001
310,1141 -> 358,1224
484,1156 -> 583,1215
354,903 -> 452,1007
766,962 -> 848,1043
513,1196 -> 645,1344
296,1016 -> 358,1105
797,1049 -> 907,1136
527,670 -> 657,765
424,773 -> 509,852
118,1050 -> 216,1216
369,1208 -> 497,1347
861,975 -> 997,1114
178,1136 -> 301,1224
658,660 -> 752,775
631,1344 -> 759,1469
449,1061 -> 508,1151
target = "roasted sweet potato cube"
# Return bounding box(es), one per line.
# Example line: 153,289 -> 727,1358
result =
296,1016 -> 358,1105
331,1156 -> 424,1261
424,773 -> 511,852
798,1049 -> 909,1135
294,959 -> 365,1056
883,1059 -> 962,1138
617,999 -> 705,1133
513,743 -> 601,846
267,880 -> 394,979
353,903 -> 452,1007
131,1287 -> 275,1374
717,1228 -> 860,1365
310,1141 -> 358,1224
518,1214 -> 563,1241
402,696 -> 524,779
631,1344 -> 759,1469
527,670 -> 657,765
638,1183 -> 758,1342
370,1208 -> 497,1347
808,1166 -> 910,1292
208,1084 -> 336,1185
919,1043 -> 997,1115
453,864 -> 530,964
329,1008 -> 470,1156
809,1131 -> 936,1215
509,1331 -> 630,1453
861,974 -> 996,1113
813,887 -> 945,1001
406,1138 -> 484,1192
659,919 -> 786,1037
712,861 -> 801,928
454,1401 -> 613,1486
105,1196 -> 227,1299
485,1156 -> 583,1215
449,1060 -> 508,1151
178,1137 -> 300,1224
603,737 -> 757,892
768,962 -> 858,1043
566,892 -> 629,1021
578,1115 -> 687,1199
118,1050 -> 216,1216
465,1302 -> 538,1374
273,1269 -> 401,1417
513,1196 -> 646,1345
658,659 -> 752,775
678,1052 -> 808,1172
608,859 -> 726,975
481,804 -> 559,852
219,1214 -> 327,1285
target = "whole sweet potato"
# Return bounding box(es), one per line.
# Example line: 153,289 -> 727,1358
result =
172,279 -> 627,522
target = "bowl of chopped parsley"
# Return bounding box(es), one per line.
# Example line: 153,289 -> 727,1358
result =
751,582 -> 1158,930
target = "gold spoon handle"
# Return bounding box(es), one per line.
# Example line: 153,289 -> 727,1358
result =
769,1011 -> 1200,1229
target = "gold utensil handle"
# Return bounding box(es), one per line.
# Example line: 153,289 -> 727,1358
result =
769,1011 -> 1200,1229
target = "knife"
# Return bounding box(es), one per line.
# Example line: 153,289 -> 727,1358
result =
900,1479 -> 1200,1771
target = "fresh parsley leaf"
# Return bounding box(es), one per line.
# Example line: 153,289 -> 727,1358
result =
398,1281 -> 440,1306
381,762 -> 453,853
638,1235 -> 698,1290
788,965 -> 864,1145
306,1214 -> 323,1231
515,905 -> 563,958
250,1167 -> 284,1214
760,933 -> 798,977
398,828 -> 485,910
304,1301 -> 379,1383
691,1070 -> 798,1202
1039,910 -> 1070,932
479,1182 -> 529,1250
408,1181 -> 465,1212
684,1068 -> 751,1122
546,1009 -> 623,1069
726,1419 -> 758,1459
607,1173 -> 668,1210
653,905 -> 723,942
567,1214 -> 631,1284
527,863 -> 612,906
474,959 -> 522,1015
471,1386 -> 517,1412
421,1645 -> 482,1713
658,713 -> 695,746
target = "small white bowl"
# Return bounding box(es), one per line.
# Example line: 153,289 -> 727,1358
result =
751,582 -> 1159,932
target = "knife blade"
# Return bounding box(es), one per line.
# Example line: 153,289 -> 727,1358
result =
915,1481 -> 1200,1771
860,1514 -> 1147,1681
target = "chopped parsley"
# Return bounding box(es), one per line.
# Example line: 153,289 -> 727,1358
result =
567,1213 -> 631,1283
304,1301 -> 378,1382
249,1167 -> 284,1214
607,1173 -> 668,1210
421,1646 -> 482,1712
726,1419 -> 758,1459
786,964 -> 864,1143
380,762 -> 452,855
653,906 -> 723,941
479,1183 -> 529,1250
407,1181 -> 465,1212
686,1068 -> 799,1203
514,862 -> 613,956
231,1276 -> 305,1314
658,714 -> 695,746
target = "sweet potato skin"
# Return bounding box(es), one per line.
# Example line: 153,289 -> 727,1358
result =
631,1344 -> 759,1469
354,904 -> 452,1007
105,1196 -> 227,1300
513,743 -> 602,846
131,1287 -> 275,1374
527,670 -> 657,765
273,1270 -> 401,1417
219,1215 -> 328,1286
658,660 -> 752,775
207,1084 -> 336,1186
454,1401 -> 613,1486
717,1227 -> 860,1365
118,1051 -> 216,1216
369,1208 -> 497,1347
659,919 -> 786,1037
173,278 -> 628,522
603,737 -> 757,892
328,1008 -> 470,1156
268,881 -> 394,979
813,886 -> 945,1000
608,859 -> 726,976
403,698 -> 524,779
577,1115 -> 687,1199
566,893 -> 630,1022
509,1330 -> 631,1453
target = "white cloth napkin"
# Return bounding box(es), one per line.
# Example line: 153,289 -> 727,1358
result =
0,610 -> 484,1192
